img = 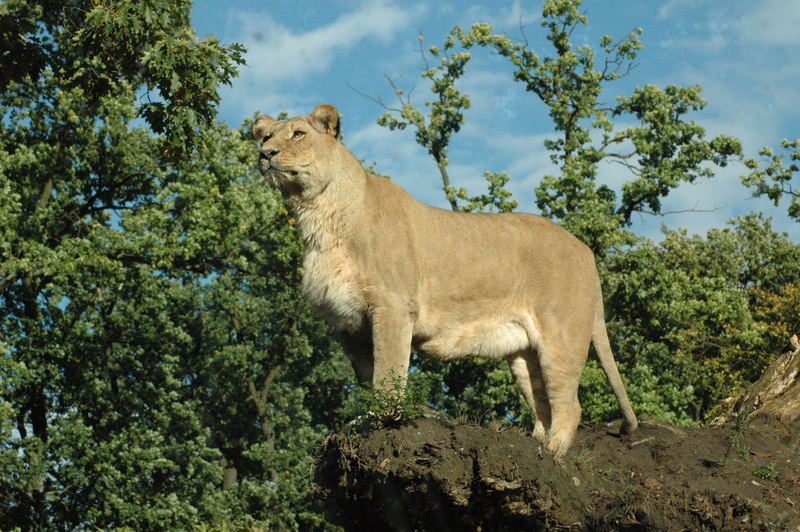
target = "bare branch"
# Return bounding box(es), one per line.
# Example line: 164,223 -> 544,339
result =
634,201 -> 725,219
384,74 -> 415,106
349,72 -> 417,112
517,14 -> 530,48
346,83 -> 401,113
779,183 -> 799,198
606,157 -> 641,175
417,33 -> 430,71
599,133 -> 630,152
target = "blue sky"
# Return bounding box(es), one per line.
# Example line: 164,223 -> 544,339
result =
192,0 -> 800,241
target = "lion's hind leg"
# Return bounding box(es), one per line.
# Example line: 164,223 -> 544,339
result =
507,351 -> 551,444
537,342 -> 585,461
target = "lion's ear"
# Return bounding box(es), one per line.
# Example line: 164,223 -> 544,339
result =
309,104 -> 341,139
253,115 -> 275,141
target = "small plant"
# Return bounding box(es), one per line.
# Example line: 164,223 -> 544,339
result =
754,462 -> 779,481
452,413 -> 471,426
722,409 -> 750,466
738,444 -> 752,463
344,371 -> 435,430
572,448 -> 595,469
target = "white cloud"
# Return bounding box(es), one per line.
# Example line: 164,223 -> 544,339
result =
457,68 -> 525,121
221,1 -> 421,119
648,0 -> 800,164
657,0 -> 709,21
484,131 -> 554,178
241,2 -> 417,83
743,0 -> 800,45
463,0 -> 539,32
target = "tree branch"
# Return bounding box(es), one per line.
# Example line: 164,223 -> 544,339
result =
247,364 -> 283,418
347,83 -> 400,113
634,201 -> 724,218
437,161 -> 460,212
37,179 -> 53,211
607,157 -> 642,175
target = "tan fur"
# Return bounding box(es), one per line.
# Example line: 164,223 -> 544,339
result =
253,104 -> 638,459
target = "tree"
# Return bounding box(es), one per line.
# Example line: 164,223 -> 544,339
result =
378,0 -> 741,255
375,34 -> 518,214
594,214 -> 800,424
0,0 -> 243,157
742,138 -> 800,221
187,169 -> 353,529
0,2 -> 350,529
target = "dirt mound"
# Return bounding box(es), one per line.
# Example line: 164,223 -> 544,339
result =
316,414 -> 799,531
316,343 -> 800,530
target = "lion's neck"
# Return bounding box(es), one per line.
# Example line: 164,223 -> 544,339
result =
290,154 -> 366,252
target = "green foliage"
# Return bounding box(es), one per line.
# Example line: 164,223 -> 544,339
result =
751,283 -> 800,352
1,0 -> 244,157
601,214 -> 800,422
613,85 -> 743,223
0,2 -> 349,530
742,138 -> 800,220
3,1 -> 798,529
580,358 -> 696,427
453,171 -> 519,214
722,409 -> 750,466
409,355 -> 530,428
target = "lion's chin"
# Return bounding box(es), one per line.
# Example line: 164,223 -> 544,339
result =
265,170 -> 305,197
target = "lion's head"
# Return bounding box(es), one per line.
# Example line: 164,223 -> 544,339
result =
252,104 -> 341,198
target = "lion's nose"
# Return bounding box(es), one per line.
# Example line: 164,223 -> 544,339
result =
261,147 -> 280,160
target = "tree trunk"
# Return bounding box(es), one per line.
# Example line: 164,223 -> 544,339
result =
28,390 -> 48,532
735,335 -> 800,425
221,456 -> 238,490
22,284 -> 48,531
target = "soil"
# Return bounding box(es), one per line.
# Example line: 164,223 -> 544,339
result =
315,414 -> 800,531
316,345 -> 800,531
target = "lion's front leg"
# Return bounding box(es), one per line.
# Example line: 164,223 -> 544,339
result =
369,302 -> 414,389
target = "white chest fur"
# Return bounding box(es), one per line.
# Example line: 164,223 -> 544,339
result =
301,244 -> 364,331
293,186 -> 366,332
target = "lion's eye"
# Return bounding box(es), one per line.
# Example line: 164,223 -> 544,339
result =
293,130 -> 305,139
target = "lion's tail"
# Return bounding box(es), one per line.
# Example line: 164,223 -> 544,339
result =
592,299 -> 639,435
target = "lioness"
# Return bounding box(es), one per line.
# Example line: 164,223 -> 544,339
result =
253,103 -> 638,458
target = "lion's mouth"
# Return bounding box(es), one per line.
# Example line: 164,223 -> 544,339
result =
259,160 -> 300,184
260,156 -> 305,176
